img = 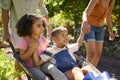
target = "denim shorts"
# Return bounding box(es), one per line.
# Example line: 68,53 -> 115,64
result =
84,25 -> 104,42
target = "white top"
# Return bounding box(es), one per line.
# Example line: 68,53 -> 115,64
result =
40,43 -> 79,64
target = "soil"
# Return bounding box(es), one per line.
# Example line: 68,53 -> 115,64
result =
97,55 -> 120,80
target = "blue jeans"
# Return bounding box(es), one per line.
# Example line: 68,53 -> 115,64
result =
84,25 -> 104,42
41,62 -> 68,80
27,67 -> 51,80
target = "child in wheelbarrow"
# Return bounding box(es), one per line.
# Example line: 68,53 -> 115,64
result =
35,26 -> 95,80
15,14 -> 68,80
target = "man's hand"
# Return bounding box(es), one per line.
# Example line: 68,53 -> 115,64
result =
3,33 -> 11,42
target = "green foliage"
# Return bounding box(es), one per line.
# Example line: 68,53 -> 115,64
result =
49,12 -> 66,27
45,0 -> 90,40
112,0 -> 120,25
103,40 -> 120,56
45,0 -> 88,19
46,0 -> 89,29
49,12 -> 75,35
46,0 -> 120,24
45,0 -> 63,17
103,26 -> 120,56
111,0 -> 120,37
45,0 -> 120,31
0,49 -> 20,80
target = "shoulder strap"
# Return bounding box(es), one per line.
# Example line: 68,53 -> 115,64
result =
44,51 -> 53,57
44,48 -> 68,58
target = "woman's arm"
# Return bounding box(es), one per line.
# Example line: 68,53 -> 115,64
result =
82,0 -> 99,34
106,0 -> 115,32
78,0 -> 99,47
83,0 -> 99,21
106,0 -> 115,40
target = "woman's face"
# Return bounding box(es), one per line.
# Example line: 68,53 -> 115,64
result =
31,19 -> 44,37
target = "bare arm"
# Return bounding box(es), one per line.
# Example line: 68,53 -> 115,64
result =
2,9 -> 10,41
81,0 -> 98,34
77,32 -> 85,47
106,0 -> 115,32
33,51 -> 45,66
106,0 -> 115,41
83,0 -> 99,21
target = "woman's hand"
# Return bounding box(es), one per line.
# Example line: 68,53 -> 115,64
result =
81,21 -> 90,34
109,31 -> 115,41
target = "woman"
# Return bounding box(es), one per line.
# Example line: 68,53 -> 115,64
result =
81,0 -> 115,66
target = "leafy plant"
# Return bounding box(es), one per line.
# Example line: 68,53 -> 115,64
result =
0,49 -> 20,80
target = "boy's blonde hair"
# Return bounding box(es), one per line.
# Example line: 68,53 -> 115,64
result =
51,26 -> 67,37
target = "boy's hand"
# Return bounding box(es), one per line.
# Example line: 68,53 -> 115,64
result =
29,39 -> 39,52
81,21 -> 90,34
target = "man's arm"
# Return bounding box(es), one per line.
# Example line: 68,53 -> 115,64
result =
2,9 -> 10,41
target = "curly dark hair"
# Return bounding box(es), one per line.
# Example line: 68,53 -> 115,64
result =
16,14 -> 46,37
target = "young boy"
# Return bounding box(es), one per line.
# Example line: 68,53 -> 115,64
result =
38,26 -> 94,80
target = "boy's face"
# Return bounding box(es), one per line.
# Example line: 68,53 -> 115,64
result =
53,30 -> 69,48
